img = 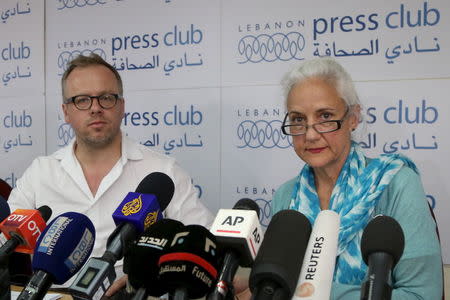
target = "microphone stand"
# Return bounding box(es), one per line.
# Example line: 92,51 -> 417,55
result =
17,270 -> 53,300
207,251 -> 239,300
0,235 -> 25,300
132,287 -> 148,300
0,252 -> 11,300
171,287 -> 188,300
360,252 -> 393,300
251,280 -> 288,300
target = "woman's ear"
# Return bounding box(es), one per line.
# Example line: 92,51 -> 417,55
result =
350,104 -> 361,131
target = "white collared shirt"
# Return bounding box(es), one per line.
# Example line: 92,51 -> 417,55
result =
8,135 -> 214,286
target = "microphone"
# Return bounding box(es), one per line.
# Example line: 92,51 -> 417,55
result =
208,198 -> 263,300
17,212 -> 95,300
124,218 -> 184,299
69,172 -> 175,299
158,224 -> 220,300
0,196 -> 10,222
293,210 -> 340,300
0,179 -> 11,200
112,172 -> 174,233
0,197 -> 11,300
0,206 -> 52,256
0,196 -> 10,246
249,210 -> 312,300
360,215 -> 405,300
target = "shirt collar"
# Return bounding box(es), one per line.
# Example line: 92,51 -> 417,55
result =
121,134 -> 143,162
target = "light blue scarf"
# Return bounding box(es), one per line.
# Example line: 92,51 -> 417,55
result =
289,141 -> 418,284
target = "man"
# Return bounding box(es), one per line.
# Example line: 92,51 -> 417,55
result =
8,53 -> 213,295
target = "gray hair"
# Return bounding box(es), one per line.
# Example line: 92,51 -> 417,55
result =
281,57 -> 361,108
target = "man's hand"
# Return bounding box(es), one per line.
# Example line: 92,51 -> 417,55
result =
105,275 -> 128,297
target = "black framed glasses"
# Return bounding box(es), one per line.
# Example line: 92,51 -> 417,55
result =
281,108 -> 350,136
64,93 -> 122,110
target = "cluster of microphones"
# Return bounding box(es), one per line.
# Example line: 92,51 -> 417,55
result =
0,172 -> 405,300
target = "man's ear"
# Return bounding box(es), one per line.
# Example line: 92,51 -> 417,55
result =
62,104 -> 70,123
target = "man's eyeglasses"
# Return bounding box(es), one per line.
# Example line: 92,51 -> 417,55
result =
281,108 -> 350,136
63,93 -> 122,110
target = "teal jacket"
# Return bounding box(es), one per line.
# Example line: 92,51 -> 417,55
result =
272,166 -> 443,299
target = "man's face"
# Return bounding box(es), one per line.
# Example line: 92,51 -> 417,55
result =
62,65 -> 124,148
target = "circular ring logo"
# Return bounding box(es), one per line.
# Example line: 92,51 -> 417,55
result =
238,32 -> 306,64
237,120 -> 292,149
57,0 -> 107,10
254,198 -> 272,227
57,48 -> 107,74
58,122 -> 75,147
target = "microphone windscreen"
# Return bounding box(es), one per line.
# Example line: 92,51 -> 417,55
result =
33,212 -> 96,284
249,209 -> 312,298
233,198 -> 260,218
293,210 -> 339,299
37,205 -> 52,222
361,215 -> 405,266
0,196 -> 10,222
135,172 -> 174,211
125,218 -> 184,296
158,224 -> 219,298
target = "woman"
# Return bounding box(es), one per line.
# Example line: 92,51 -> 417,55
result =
271,57 -> 443,299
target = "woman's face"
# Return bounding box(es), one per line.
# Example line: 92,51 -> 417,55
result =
286,77 -> 359,175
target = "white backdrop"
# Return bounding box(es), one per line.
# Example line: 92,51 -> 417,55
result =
0,0 -> 45,189
1,0 -> 449,262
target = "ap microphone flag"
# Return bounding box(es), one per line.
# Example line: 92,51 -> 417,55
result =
293,210 -> 340,300
207,198 -> 262,300
209,198 -> 263,266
